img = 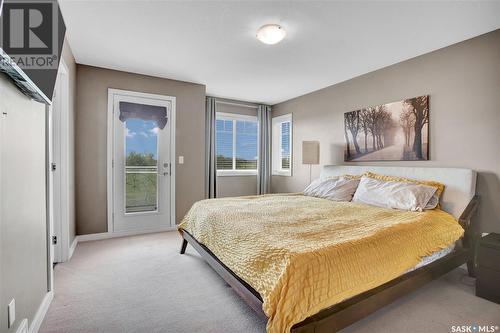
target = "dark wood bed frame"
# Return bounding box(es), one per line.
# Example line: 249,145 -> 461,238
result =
179,195 -> 479,333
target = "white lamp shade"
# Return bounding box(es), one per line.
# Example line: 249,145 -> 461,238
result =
302,141 -> 320,164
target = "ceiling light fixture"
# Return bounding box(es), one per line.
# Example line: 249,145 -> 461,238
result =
256,24 -> 286,45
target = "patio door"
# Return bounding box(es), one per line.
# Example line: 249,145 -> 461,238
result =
109,89 -> 175,233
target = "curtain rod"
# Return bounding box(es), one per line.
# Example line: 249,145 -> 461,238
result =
215,100 -> 259,109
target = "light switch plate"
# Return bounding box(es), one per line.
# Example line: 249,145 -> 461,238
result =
178,156 -> 184,164
8,299 -> 15,328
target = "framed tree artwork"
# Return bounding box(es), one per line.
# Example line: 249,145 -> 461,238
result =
344,95 -> 429,161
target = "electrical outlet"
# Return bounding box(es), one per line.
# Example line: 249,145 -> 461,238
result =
178,156 -> 184,164
8,299 -> 15,328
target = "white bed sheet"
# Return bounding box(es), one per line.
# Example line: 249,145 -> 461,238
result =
408,243 -> 456,272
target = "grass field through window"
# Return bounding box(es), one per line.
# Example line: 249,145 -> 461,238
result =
125,166 -> 157,213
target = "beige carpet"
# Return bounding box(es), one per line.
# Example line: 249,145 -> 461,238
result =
40,232 -> 500,333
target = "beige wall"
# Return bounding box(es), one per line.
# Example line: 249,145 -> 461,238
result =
75,65 -> 206,234
215,100 -> 259,198
271,29 -> 500,233
0,74 -> 48,333
217,176 -> 258,198
61,40 -> 77,244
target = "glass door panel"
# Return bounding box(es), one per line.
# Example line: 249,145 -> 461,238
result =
125,119 -> 159,213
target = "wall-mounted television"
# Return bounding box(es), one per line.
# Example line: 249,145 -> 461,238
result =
0,0 -> 66,104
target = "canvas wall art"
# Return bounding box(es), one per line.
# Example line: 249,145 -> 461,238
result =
344,95 -> 429,161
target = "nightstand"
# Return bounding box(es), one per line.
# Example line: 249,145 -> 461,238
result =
476,233 -> 500,304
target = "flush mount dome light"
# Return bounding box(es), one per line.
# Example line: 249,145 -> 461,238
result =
256,24 -> 286,45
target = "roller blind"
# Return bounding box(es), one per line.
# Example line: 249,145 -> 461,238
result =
216,119 -> 233,170
280,121 -> 291,170
272,114 -> 293,176
216,114 -> 258,172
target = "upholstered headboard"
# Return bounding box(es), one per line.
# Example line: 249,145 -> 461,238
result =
320,165 -> 477,219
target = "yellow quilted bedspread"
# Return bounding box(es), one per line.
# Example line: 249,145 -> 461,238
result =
178,194 -> 464,333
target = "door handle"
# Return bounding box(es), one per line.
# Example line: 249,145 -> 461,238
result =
163,162 -> 169,176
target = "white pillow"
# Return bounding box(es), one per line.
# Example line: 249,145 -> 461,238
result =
303,176 -> 360,202
352,176 -> 437,211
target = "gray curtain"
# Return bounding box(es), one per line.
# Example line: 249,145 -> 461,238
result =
257,105 -> 272,194
205,97 -> 217,198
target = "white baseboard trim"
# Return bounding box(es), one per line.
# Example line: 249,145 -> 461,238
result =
77,226 -> 177,242
29,291 -> 53,333
68,237 -> 78,260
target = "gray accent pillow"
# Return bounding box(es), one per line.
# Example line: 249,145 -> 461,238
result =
303,177 -> 360,202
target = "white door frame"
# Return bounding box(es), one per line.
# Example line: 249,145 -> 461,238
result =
107,88 -> 176,234
50,59 -> 71,263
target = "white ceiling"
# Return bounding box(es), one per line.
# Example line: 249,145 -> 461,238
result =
60,1 -> 500,105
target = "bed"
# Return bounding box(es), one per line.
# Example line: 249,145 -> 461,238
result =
178,166 -> 479,333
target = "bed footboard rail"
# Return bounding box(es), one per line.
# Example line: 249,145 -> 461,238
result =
179,230 -> 267,319
458,195 -> 480,276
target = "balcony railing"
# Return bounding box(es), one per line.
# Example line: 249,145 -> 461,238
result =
125,165 -> 158,174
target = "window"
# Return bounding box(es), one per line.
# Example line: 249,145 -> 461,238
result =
216,112 -> 258,176
272,114 -> 292,176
